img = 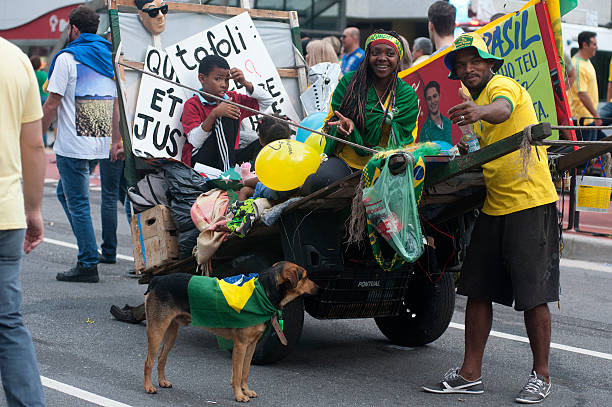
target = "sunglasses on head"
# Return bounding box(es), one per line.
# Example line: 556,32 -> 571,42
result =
143,3 -> 168,18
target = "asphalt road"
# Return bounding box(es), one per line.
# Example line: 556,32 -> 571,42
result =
2,184 -> 611,407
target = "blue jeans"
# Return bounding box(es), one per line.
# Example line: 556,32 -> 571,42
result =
600,102 -> 612,126
0,229 -> 46,407
56,154 -> 99,269
99,159 -> 124,261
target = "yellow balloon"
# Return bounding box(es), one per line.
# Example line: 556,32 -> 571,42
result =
255,139 -> 321,191
304,130 -> 326,154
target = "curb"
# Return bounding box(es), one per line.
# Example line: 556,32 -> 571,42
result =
562,232 -> 612,264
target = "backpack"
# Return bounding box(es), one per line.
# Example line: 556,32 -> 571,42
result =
127,171 -> 169,213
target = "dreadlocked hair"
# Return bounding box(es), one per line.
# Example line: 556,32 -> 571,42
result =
336,29 -> 402,137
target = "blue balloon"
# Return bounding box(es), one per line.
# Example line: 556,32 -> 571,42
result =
433,140 -> 453,152
296,111 -> 328,143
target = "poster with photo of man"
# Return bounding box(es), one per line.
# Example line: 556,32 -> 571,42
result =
419,81 -> 453,147
400,0 -> 572,145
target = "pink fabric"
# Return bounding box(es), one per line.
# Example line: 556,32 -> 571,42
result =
191,190 -> 230,266
191,189 -> 229,231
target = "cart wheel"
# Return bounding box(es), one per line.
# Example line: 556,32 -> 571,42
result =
251,298 -> 304,365
374,271 -> 455,346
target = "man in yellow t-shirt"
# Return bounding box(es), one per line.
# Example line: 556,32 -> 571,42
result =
422,33 -> 558,405
0,36 -> 46,406
600,56 -> 612,125
568,31 -> 603,140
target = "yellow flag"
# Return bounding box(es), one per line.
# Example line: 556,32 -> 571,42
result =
546,0 -> 565,72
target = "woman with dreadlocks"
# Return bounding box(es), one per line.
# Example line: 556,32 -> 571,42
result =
324,29 -> 419,169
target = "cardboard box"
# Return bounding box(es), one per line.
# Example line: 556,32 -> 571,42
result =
130,205 -> 179,273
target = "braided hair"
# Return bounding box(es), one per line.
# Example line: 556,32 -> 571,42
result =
336,29 -> 403,135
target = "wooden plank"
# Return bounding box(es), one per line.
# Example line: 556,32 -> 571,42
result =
115,0 -> 290,20
428,189 -> 487,225
553,133 -> 612,173
277,68 -> 298,78
289,10 -> 308,96
425,172 -> 484,195
286,198 -> 353,210
424,122 -> 552,187
284,171 -> 361,213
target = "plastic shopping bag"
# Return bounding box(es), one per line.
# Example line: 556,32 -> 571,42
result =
362,154 -> 424,264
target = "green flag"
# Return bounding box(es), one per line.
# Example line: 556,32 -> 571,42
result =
188,274 -> 279,329
560,0 -> 577,16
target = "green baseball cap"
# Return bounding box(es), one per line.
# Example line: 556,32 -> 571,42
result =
444,33 -> 504,80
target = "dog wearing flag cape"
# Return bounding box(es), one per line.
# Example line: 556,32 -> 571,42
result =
143,261 -> 318,402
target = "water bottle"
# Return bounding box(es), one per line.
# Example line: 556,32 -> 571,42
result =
459,123 -> 480,153
240,162 -> 252,181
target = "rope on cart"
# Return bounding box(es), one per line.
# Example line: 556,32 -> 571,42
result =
537,140 -> 612,146
551,125 -> 612,131
117,61 -> 380,155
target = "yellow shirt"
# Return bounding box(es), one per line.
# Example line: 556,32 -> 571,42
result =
569,55 -> 598,125
473,75 -> 557,216
0,38 -> 43,230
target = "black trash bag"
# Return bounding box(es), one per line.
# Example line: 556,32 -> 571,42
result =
161,161 -> 212,232
178,227 -> 200,259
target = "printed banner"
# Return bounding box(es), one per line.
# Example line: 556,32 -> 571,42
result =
132,46 -> 186,159
400,0 -> 564,146
165,12 -> 298,122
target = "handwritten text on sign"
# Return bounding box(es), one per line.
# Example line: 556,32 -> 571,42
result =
482,7 -> 554,125
165,12 -> 298,122
132,46 -> 186,160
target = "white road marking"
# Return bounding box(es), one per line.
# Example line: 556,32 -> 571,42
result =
560,258 -> 612,273
44,179 -> 101,191
43,237 -> 134,262
449,322 -> 612,361
40,376 -> 133,407
42,237 -> 612,361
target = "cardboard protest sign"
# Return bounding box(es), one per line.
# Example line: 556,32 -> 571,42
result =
165,12 -> 298,123
400,0 -> 568,145
132,46 -> 186,159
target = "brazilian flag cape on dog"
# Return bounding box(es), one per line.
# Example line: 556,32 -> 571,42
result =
188,274 -> 279,328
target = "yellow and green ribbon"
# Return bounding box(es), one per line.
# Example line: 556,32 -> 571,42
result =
365,33 -> 404,60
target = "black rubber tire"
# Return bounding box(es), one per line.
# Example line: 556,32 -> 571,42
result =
374,271 -> 455,346
251,298 -> 304,365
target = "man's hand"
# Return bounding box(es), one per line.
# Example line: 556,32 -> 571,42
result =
327,111 -> 354,137
24,210 -> 43,254
594,117 -> 603,127
449,89 -> 481,125
457,138 -> 469,155
110,142 -> 124,162
213,101 -> 241,120
230,68 -> 254,93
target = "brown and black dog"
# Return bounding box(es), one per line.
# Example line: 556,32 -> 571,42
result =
143,261 -> 318,402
